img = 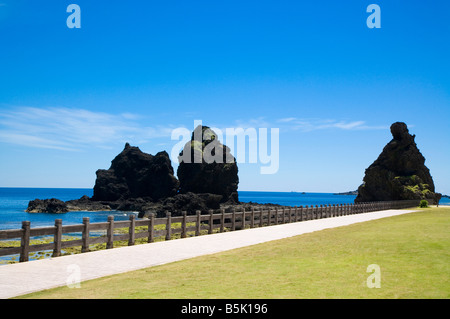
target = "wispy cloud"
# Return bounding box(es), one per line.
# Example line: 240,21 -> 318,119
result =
234,116 -> 271,129
276,117 -> 387,132
0,106 -> 173,151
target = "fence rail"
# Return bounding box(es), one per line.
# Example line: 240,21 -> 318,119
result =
0,200 -> 420,263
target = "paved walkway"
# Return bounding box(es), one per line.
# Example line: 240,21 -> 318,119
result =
0,209 -> 417,299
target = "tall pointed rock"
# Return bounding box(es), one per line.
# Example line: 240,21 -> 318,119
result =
177,125 -> 239,203
355,122 -> 441,204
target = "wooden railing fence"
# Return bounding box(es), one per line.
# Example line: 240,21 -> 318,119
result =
0,200 -> 420,263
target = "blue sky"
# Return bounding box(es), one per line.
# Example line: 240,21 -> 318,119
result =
0,1 -> 449,194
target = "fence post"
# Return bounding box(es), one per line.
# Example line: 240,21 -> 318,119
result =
196,210 -> 201,236
259,209 -> 263,227
165,211 -> 172,240
232,208 -> 236,231
128,214 -> 135,246
19,221 -> 30,262
81,217 -> 89,253
181,211 -> 187,238
251,207 -> 255,228
52,219 -> 63,257
299,206 -> 303,221
148,213 -> 155,243
209,210 -> 214,234
220,208 -> 225,233
289,207 -> 292,223
107,216 -> 114,249
241,208 -> 246,229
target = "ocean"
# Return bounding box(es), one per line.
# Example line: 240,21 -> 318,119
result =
0,188 -> 448,231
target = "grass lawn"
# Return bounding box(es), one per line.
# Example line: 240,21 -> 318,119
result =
18,207 -> 450,299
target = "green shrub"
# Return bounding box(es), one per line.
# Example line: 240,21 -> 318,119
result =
419,200 -> 429,208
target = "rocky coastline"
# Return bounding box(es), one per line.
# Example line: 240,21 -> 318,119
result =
26,122 -> 443,216
26,125 -> 282,217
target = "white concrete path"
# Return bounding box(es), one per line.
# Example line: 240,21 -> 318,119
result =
0,209 -> 417,299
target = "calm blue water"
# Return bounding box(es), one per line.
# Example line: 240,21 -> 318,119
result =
0,188 -> 134,230
0,188 -> 448,231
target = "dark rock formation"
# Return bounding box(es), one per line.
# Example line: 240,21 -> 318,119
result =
27,198 -> 69,214
93,143 -> 179,201
355,122 -> 442,204
177,125 -> 239,203
160,192 -> 223,213
66,195 -> 112,211
26,138 -> 242,215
